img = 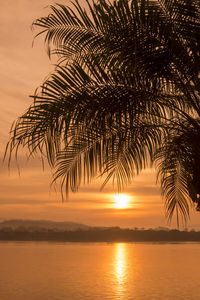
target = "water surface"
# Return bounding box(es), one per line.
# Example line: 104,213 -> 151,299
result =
0,242 -> 199,299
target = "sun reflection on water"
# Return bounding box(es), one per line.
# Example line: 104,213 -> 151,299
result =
115,244 -> 126,281
113,243 -> 128,297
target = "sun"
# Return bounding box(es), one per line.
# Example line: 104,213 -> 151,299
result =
113,194 -> 131,209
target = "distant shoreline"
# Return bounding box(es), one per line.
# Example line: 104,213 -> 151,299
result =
1,228 -> 200,243
0,240 -> 200,245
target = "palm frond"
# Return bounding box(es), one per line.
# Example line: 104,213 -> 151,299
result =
6,59 -> 171,188
156,117 -> 200,225
6,0 -> 200,225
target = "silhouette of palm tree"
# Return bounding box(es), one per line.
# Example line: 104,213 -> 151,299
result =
156,115 -> 200,226
6,0 -> 200,224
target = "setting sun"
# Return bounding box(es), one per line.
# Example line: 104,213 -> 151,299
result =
113,194 -> 131,209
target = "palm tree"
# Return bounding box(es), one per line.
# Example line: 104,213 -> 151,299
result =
6,0 -> 200,225
156,115 -> 200,226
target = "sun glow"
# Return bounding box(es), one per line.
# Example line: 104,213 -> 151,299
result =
113,194 -> 131,209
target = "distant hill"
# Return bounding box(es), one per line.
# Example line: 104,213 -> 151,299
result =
0,219 -> 90,231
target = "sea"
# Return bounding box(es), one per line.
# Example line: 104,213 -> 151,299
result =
0,242 -> 199,299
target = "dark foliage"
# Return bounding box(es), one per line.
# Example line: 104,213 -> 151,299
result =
6,0 -> 200,225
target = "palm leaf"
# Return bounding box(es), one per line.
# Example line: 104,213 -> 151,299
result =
6,0 -> 200,225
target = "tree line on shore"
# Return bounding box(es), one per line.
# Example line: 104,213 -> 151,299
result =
1,227 -> 200,242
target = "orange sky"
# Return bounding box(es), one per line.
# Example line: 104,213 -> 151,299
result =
1,0 -> 200,229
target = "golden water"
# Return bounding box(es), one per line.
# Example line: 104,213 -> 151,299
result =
0,242 -> 199,299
